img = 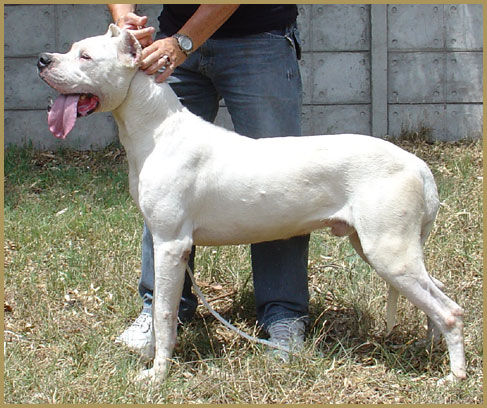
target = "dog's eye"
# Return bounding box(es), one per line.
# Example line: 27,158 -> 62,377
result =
80,53 -> 92,60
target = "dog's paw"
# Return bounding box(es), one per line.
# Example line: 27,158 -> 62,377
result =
436,373 -> 463,386
136,368 -> 158,383
135,363 -> 170,384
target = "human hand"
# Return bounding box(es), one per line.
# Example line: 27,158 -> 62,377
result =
116,12 -> 155,48
140,37 -> 188,83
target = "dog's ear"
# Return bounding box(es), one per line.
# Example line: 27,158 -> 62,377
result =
107,23 -> 121,38
117,29 -> 142,68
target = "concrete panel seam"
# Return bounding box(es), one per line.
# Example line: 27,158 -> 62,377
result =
371,4 -> 388,137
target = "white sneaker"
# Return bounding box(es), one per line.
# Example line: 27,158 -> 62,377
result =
115,312 -> 154,360
267,318 -> 306,362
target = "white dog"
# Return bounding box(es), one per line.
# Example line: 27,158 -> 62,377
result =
38,25 -> 466,383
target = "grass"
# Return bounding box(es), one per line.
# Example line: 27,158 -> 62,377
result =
3,138 -> 484,403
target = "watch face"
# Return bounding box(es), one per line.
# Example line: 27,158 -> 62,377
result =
180,36 -> 192,51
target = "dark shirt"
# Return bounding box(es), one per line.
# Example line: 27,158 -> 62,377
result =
158,4 -> 298,38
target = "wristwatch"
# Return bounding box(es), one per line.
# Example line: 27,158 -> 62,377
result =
172,33 -> 194,56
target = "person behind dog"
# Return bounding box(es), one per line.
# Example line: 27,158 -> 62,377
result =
108,4 -> 310,361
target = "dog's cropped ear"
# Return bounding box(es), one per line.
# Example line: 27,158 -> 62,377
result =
117,29 -> 142,68
107,23 -> 121,38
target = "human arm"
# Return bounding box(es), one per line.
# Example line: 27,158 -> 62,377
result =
107,4 -> 155,47
176,4 -> 240,52
140,4 -> 240,82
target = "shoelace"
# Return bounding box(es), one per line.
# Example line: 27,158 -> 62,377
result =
131,313 -> 152,332
269,319 -> 305,343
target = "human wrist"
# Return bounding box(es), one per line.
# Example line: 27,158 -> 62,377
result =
108,4 -> 136,26
172,33 -> 194,56
115,16 -> 125,27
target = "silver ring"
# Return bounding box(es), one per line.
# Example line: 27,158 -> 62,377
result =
157,55 -> 172,74
160,55 -> 170,65
156,55 -> 170,74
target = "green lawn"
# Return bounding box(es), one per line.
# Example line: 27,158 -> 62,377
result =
3,139 -> 483,403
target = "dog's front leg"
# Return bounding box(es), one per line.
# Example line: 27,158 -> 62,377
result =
138,235 -> 192,383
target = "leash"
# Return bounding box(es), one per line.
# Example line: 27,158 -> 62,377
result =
185,264 -> 294,354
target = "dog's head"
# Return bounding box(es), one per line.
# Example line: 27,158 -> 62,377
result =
38,25 -> 142,139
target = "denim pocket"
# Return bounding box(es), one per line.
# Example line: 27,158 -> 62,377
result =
291,27 -> 302,60
279,25 -> 302,60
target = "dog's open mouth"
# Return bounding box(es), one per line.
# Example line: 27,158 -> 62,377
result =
47,93 -> 100,139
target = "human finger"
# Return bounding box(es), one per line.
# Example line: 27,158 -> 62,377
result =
154,65 -> 174,83
117,12 -> 146,29
130,26 -> 155,47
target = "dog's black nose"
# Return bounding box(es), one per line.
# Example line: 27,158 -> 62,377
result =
37,53 -> 52,71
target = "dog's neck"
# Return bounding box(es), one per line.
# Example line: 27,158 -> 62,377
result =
112,70 -> 185,160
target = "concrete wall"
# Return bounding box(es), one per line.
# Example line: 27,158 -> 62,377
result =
4,4 -> 483,150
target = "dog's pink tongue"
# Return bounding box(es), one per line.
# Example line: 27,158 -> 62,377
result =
48,94 -> 80,139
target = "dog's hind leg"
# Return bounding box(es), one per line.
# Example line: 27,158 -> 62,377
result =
360,232 -> 466,381
424,276 -> 445,344
385,281 -> 444,340
385,286 -> 399,335
349,231 -> 398,335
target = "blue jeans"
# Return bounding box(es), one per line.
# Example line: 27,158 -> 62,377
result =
139,24 -> 310,330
